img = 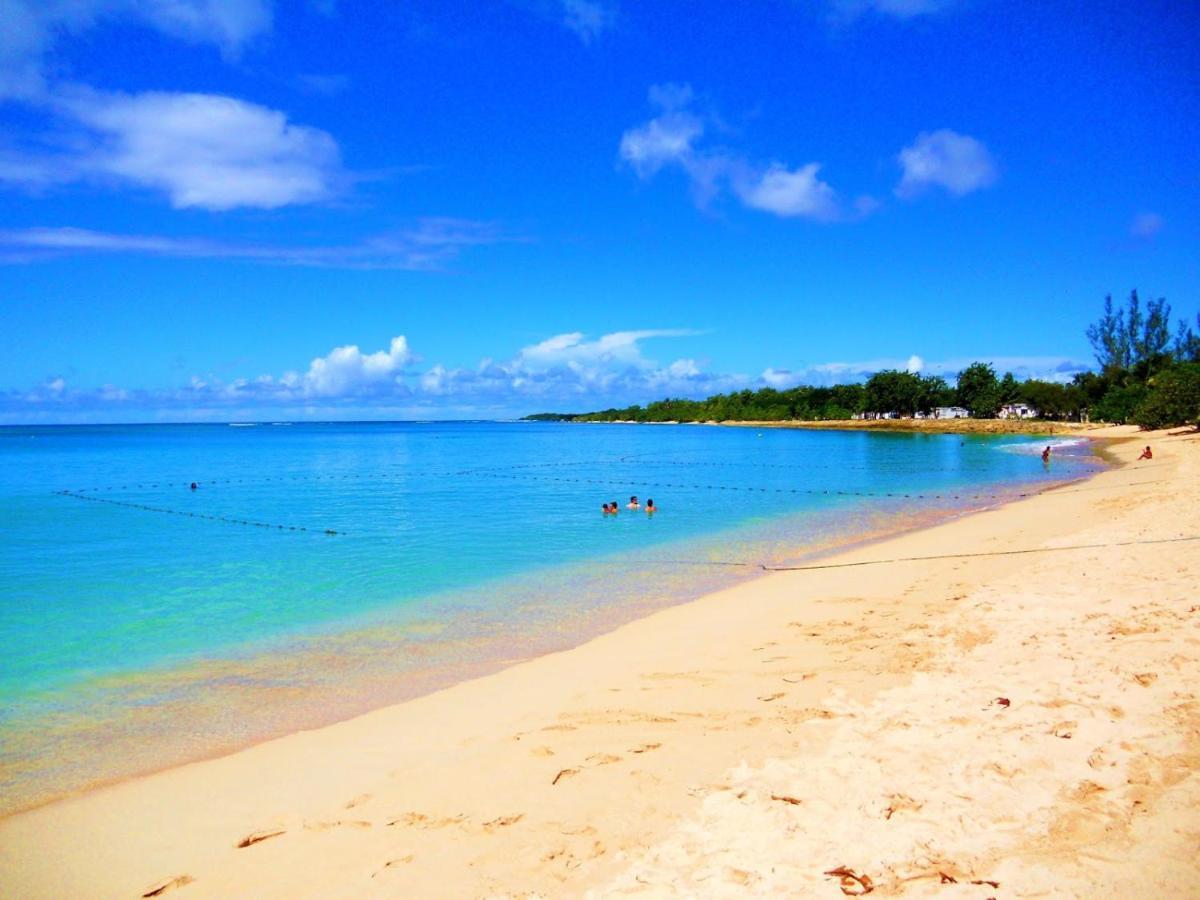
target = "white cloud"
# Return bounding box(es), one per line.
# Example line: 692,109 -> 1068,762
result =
0,0 -> 271,98
619,84 -> 847,222
1130,211 -> 1164,239
48,88 -> 342,210
561,0 -> 614,42
905,354 -> 924,373
515,329 -> 700,372
618,110 -> 704,179
0,220 -> 513,269
1,336 -> 1097,423
895,129 -> 998,198
285,336 -> 416,398
733,162 -> 839,221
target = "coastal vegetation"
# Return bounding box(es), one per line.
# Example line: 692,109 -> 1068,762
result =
525,291 -> 1200,429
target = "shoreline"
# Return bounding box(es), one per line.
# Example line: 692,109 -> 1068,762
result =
4,426 -> 1197,897
577,417 -> 1103,436
0,438 -> 1097,819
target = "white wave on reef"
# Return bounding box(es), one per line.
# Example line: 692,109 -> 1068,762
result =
997,437 -> 1088,455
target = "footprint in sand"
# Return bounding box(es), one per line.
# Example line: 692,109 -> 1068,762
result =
142,875 -> 195,897
531,745 -> 556,757
344,793 -> 371,809
758,692 -> 786,702
482,814 -> 524,831
372,856 -> 415,878
236,829 -> 285,848
630,742 -> 662,754
585,753 -> 623,766
386,812 -> 467,829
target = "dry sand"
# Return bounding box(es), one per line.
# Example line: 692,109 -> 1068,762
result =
2,426 -> 1198,899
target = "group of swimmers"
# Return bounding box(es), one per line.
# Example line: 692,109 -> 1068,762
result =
603,495 -> 656,515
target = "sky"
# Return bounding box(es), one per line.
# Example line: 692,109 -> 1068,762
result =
1,0 -> 1197,423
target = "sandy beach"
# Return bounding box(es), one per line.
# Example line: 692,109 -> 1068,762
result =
2,426 -> 1197,899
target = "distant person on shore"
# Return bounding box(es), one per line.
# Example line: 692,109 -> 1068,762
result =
645,498 -> 656,514
1138,445 -> 1153,460
627,495 -> 640,509
1041,446 -> 1051,464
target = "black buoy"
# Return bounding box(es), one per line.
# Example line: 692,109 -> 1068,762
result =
190,482 -> 198,490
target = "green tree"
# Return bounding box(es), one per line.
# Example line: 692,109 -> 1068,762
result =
1133,363 -> 1200,429
865,370 -> 922,416
1086,290 -> 1174,374
955,362 -> 1001,418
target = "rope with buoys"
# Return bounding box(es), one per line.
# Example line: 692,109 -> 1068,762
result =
56,490 -> 341,535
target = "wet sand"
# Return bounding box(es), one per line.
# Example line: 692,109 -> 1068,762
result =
2,425 -> 1196,898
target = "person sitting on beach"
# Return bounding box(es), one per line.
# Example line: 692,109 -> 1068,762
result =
1138,445 -> 1153,460
645,498 -> 656,514
1041,446 -> 1051,463
627,495 -> 640,509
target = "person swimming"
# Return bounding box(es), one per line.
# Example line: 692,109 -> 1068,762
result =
627,495 -> 640,509
602,502 -> 610,514
1041,446 -> 1051,463
645,498 -> 656,513
610,500 -> 619,513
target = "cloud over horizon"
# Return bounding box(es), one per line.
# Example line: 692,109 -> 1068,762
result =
0,330 -> 1093,424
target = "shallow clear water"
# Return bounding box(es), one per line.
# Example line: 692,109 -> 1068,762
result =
0,422 -> 1100,811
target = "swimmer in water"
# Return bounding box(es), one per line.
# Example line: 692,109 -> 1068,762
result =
627,495 -> 640,510
1041,446 -> 1051,464
610,500 -> 619,514
645,498 -> 656,514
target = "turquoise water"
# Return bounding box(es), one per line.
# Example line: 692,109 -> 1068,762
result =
0,422 -> 1101,811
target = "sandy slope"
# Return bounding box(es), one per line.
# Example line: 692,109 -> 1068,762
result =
2,427 -> 1197,899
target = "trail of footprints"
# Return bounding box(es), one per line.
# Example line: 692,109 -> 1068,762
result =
139,611 -> 891,896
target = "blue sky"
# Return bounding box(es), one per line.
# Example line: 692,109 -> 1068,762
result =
1,0 -> 1197,422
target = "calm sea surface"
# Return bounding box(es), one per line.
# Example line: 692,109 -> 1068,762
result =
0,421 -> 1102,812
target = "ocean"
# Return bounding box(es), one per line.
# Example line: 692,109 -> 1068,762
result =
0,421 -> 1102,812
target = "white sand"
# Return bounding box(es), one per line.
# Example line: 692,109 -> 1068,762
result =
2,426 -> 1197,899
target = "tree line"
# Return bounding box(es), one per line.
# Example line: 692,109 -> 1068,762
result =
525,291 -> 1200,428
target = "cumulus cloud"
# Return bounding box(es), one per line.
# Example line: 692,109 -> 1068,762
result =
1,336 -> 1098,423
0,220 -> 511,269
618,109 -> 704,179
284,336 -> 415,398
0,0 -> 272,98
5,87 -> 343,210
732,162 -> 839,221
619,84 -> 849,222
1130,211 -> 1164,240
895,129 -> 998,199
561,0 -> 615,42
